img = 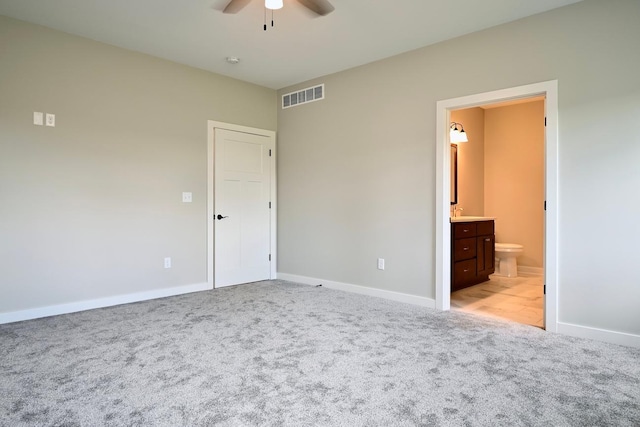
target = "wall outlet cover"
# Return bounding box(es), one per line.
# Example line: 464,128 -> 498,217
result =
45,113 -> 55,127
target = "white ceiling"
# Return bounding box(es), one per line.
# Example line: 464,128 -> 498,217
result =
0,0 -> 582,90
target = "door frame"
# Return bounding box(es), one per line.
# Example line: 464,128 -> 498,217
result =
207,121 -> 277,289
435,80 -> 559,332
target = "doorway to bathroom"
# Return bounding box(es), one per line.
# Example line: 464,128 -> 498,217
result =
435,81 -> 559,333
449,97 -> 545,328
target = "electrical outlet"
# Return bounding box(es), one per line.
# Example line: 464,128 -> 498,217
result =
164,257 -> 171,269
182,192 -> 192,203
45,113 -> 55,127
377,258 -> 385,270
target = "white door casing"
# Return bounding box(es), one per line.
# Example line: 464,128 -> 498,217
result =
435,80 -> 558,332
207,122 -> 276,288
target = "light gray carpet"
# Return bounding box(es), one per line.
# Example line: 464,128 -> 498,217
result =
1,280 -> 639,426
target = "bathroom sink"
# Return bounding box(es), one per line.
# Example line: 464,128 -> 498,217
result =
450,216 -> 496,222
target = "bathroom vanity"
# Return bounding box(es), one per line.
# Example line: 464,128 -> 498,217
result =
450,217 -> 495,292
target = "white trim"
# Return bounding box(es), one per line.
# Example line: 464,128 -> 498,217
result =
557,322 -> 640,349
0,282 -> 210,325
277,273 -> 436,309
517,266 -> 544,277
435,80 -> 559,332
207,124 -> 215,290
207,121 -> 277,289
435,102 -> 450,311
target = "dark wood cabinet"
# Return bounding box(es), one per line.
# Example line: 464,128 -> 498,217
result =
451,220 -> 495,292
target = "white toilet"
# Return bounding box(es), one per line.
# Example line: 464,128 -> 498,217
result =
494,243 -> 524,277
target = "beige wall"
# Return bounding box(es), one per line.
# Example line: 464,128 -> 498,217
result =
0,16 -> 276,314
277,0 -> 640,336
484,101 -> 545,268
450,108 -> 484,217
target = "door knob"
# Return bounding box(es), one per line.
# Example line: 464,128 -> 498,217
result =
216,214 -> 228,220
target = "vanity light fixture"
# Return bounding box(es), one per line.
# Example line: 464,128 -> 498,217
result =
450,122 -> 469,143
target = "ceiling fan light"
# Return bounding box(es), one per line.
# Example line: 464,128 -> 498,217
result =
265,0 -> 283,10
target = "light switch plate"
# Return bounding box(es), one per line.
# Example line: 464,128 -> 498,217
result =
182,192 -> 193,203
33,112 -> 43,126
45,113 -> 55,127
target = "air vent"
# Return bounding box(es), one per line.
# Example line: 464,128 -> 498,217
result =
282,84 -> 324,109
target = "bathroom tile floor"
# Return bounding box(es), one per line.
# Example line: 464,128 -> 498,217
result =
451,274 -> 544,328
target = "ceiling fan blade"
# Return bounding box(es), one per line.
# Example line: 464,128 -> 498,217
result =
296,0 -> 335,16
223,0 -> 253,14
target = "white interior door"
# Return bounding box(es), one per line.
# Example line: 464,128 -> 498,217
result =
214,128 -> 272,287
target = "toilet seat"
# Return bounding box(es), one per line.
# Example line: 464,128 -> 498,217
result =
495,243 -> 523,252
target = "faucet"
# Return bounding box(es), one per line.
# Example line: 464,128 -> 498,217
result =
453,206 -> 463,218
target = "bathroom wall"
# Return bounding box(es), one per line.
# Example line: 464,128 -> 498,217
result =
450,108 -> 484,216
451,101 -> 544,269
484,101 -> 545,268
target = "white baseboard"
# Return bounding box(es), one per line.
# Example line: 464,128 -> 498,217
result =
278,273 -> 640,349
0,282 -> 212,325
517,266 -> 544,276
277,272 -> 436,309
6,277 -> 637,349
557,322 -> 640,349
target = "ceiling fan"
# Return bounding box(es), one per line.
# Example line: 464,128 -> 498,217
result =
222,0 -> 335,17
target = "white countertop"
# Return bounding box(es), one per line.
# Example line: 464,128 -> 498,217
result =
450,216 -> 496,223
